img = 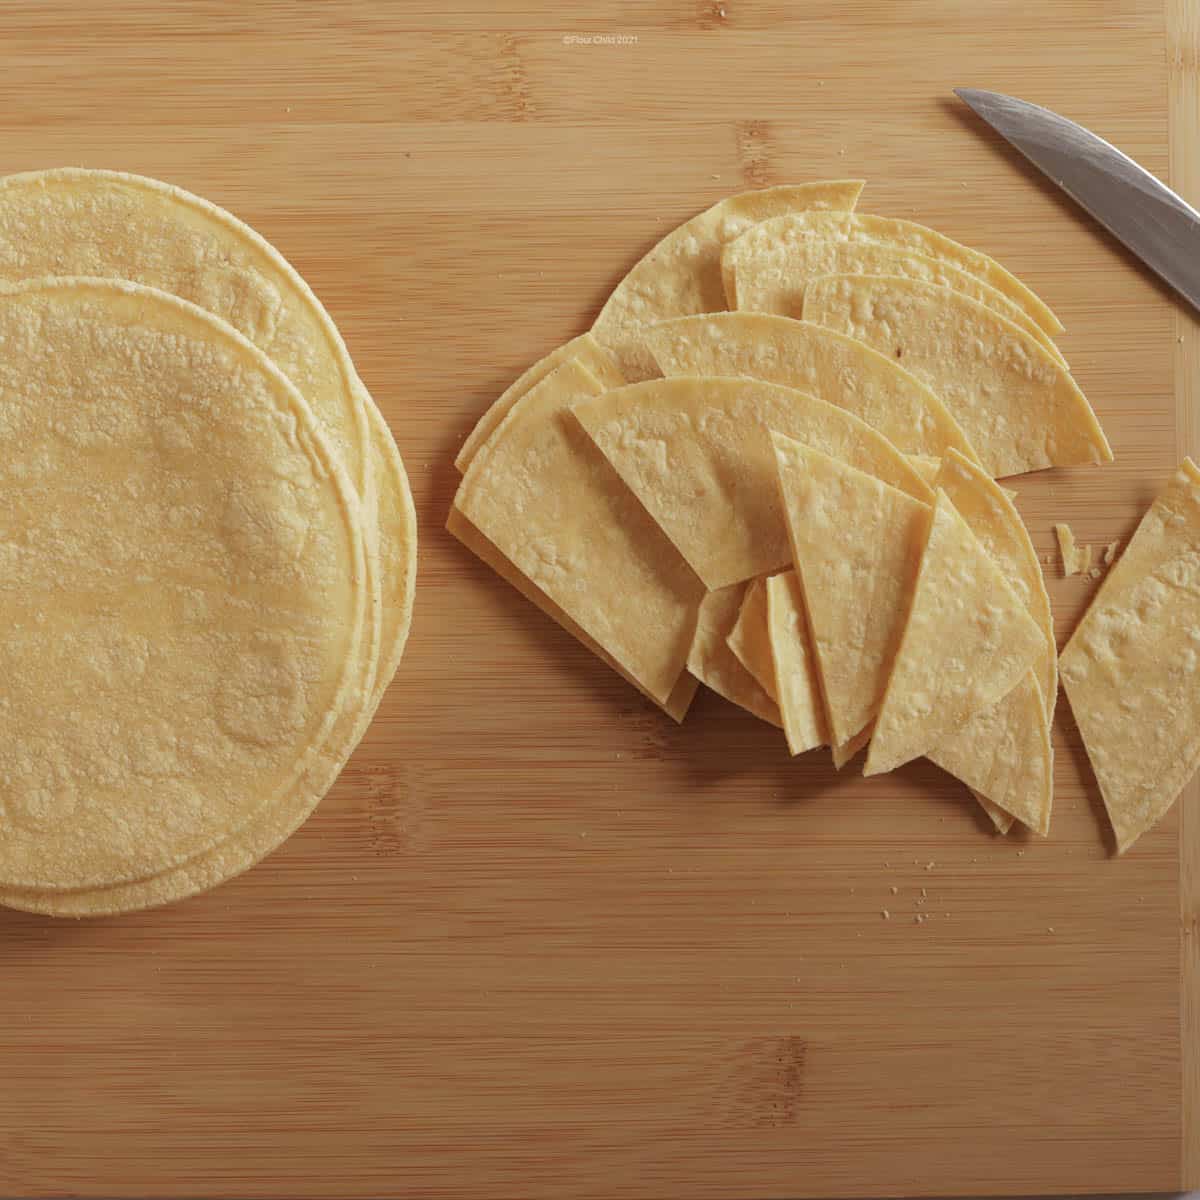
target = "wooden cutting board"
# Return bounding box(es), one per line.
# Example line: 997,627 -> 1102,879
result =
0,2 -> 1196,1197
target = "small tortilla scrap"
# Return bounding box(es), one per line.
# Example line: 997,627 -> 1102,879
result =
931,674 -> 1052,836
804,275 -> 1110,478
642,312 -> 978,464
865,490 -> 1045,776
1060,459 -> 1200,852
937,449 -> 1056,724
453,357 -> 703,705
723,229 -> 1066,364
447,508 -> 698,723
454,332 -> 623,473
1104,540 -> 1119,564
591,181 -> 864,381
1055,523 -> 1093,576
772,433 -> 931,747
765,570 -> 828,755
727,576 -> 779,702
719,209 -> 1063,335
572,375 -> 931,591
688,585 -> 783,727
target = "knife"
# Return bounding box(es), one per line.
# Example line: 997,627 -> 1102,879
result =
954,87 -> 1200,314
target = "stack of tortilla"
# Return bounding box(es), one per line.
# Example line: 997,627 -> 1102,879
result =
452,181 -> 1190,854
0,169 -> 416,916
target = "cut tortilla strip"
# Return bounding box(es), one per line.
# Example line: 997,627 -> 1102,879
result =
447,508 -> 698,723
930,674 -> 1052,836
573,375 -> 931,591
1059,459 -> 1200,853
688,585 -> 783,727
720,209 -> 1062,335
865,490 -> 1045,776
832,725 -> 873,770
724,231 -> 1066,364
454,357 -> 704,705
764,570 -> 828,755
591,181 -> 864,381
936,449 -> 1056,724
727,577 -> 778,702
772,433 -> 931,747
976,795 -> 1016,835
454,332 -> 623,473
643,312 -> 978,464
804,275 -> 1110,478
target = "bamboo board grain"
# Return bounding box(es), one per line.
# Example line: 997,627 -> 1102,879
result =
0,2 -> 1194,1197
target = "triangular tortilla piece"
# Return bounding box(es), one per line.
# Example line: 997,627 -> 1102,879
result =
1059,459 -> 1200,853
573,376 -> 931,591
591,181 -> 864,381
454,358 -> 704,705
719,210 -> 1062,335
688,585 -> 782,727
803,275 -> 1111,477
772,433 -> 931,747
864,490 -> 1045,776
832,725 -> 873,770
976,795 -> 1016,835
643,313 -> 977,464
724,233 -> 1066,364
454,333 -> 623,473
929,673 -> 1052,836
447,508 -> 698,723
727,577 -> 778,702
908,456 -> 941,487
765,570 -> 828,755
935,449 -> 1056,724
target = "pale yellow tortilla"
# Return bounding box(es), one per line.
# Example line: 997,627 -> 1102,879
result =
804,275 -> 1111,478
720,209 -> 1063,335
772,433 -> 931,747
454,358 -> 704,705
447,508 -> 698,723
454,332 -> 624,473
929,674 -> 1052,836
724,232 -> 1066,364
764,571 -> 828,755
0,167 -> 416,712
977,796 -> 1016,835
864,490 -> 1045,776
832,725 -> 874,770
591,182 -> 864,380
727,577 -> 779,702
688,585 -> 783,727
642,312 -> 978,464
1059,459 -> 1200,853
936,449 -> 1056,723
0,279 -> 367,892
573,376 -> 931,591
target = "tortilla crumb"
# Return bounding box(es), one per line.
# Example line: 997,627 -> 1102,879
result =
1055,522 -> 1093,576
881,909 -> 891,920
1103,540 -> 1118,564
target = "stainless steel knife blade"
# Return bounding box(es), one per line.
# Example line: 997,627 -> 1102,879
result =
955,87 -> 1200,315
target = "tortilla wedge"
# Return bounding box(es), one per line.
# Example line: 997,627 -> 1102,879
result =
720,209 -> 1063,335
453,357 -> 704,705
724,232 -> 1066,365
929,673 -> 1052,836
447,508 -> 698,723
688,585 -> 783,727
803,275 -> 1111,478
935,449 -> 1056,723
572,375 -> 932,591
764,570 -> 828,755
1059,459 -> 1200,852
864,490 -> 1045,776
772,433 -> 931,747
727,576 -> 778,702
455,332 -> 623,473
642,312 -> 978,464
591,182 -> 864,381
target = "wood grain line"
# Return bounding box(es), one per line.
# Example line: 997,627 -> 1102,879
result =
1168,0 -> 1200,1184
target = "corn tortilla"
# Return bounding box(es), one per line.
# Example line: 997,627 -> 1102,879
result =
591,182 -> 864,381
727,577 -> 779,703
765,571 -> 828,755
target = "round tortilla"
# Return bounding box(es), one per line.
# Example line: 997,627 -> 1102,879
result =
0,167 -> 416,706
0,278 -> 367,892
